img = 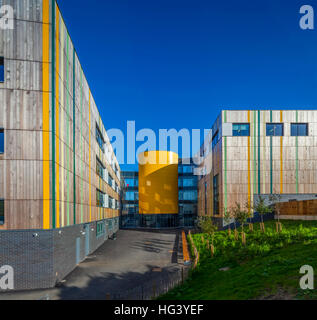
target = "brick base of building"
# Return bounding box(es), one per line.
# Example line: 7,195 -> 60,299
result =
0,217 -> 119,292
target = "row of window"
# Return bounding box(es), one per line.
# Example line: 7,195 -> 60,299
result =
96,124 -> 120,179
232,123 -> 309,137
96,157 -> 119,193
96,189 -> 119,209
97,218 -> 118,237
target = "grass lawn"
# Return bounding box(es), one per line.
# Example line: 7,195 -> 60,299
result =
159,220 -> 317,300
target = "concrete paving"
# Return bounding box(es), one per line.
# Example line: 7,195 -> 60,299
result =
0,229 -> 183,300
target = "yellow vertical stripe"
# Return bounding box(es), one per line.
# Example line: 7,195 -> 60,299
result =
280,110 -> 283,194
43,0 -> 50,229
60,19 -> 65,227
89,91 -> 92,222
247,111 -> 251,212
55,7 -> 60,228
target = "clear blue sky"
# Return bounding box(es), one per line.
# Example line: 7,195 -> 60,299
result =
58,0 -> 317,170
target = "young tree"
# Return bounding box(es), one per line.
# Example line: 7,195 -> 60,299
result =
232,202 -> 249,245
245,201 -> 254,232
252,196 -> 273,232
269,194 -> 283,232
223,209 -> 233,237
198,216 -> 218,256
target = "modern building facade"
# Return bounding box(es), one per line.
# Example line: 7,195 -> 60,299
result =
198,110 -> 317,226
121,152 -> 198,229
0,0 -> 120,291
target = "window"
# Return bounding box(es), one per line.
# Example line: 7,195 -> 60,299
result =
179,190 -> 197,201
0,57 -> 4,82
95,124 -> 105,152
233,123 -> 250,136
96,157 -> 104,179
213,175 -> 219,215
291,123 -> 308,137
108,175 -> 113,187
96,221 -> 105,237
0,200 -> 4,225
266,123 -> 284,136
0,129 -> 4,154
125,191 -> 137,201
96,189 -> 105,207
179,177 -> 197,188
125,178 -> 138,188
108,196 -> 113,209
212,130 -> 219,149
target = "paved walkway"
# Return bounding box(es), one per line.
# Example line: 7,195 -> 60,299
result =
0,229 -> 183,300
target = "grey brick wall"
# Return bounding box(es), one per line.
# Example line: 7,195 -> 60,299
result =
0,218 -> 118,292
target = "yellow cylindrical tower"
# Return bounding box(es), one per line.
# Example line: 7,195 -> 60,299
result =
138,151 -> 179,214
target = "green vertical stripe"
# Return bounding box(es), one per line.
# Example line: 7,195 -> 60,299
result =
270,110 -> 273,194
51,1 -> 56,229
224,111 -> 227,215
258,110 -> 261,195
296,111 -> 299,194
66,33 -> 70,226
73,49 -> 76,225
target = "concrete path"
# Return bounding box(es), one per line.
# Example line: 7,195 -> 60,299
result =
0,229 -> 183,300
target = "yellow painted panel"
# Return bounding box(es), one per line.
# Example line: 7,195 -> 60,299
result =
42,0 -> 50,230
55,7 -> 60,228
138,151 -> 178,214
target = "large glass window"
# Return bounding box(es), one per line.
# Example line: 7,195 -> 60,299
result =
291,123 -> 308,136
125,178 -> 138,187
0,57 -> 4,82
125,191 -> 137,201
95,124 -> 104,152
266,123 -> 284,136
213,175 -> 219,215
179,190 -> 197,201
179,177 -> 197,188
0,129 -> 4,154
0,200 -> 4,225
233,123 -> 250,136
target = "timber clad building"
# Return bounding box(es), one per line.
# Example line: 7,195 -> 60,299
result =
0,0 -> 120,290
198,110 -> 317,226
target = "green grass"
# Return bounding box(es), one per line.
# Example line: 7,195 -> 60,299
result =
159,220 -> 317,300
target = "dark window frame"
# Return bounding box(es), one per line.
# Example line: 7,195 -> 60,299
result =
0,128 -> 4,154
96,189 -> 105,207
96,156 -> 105,179
0,199 -> 4,225
266,123 -> 284,137
95,124 -> 105,152
232,123 -> 250,137
291,123 -> 309,137
0,57 -> 4,83
212,130 -> 219,149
